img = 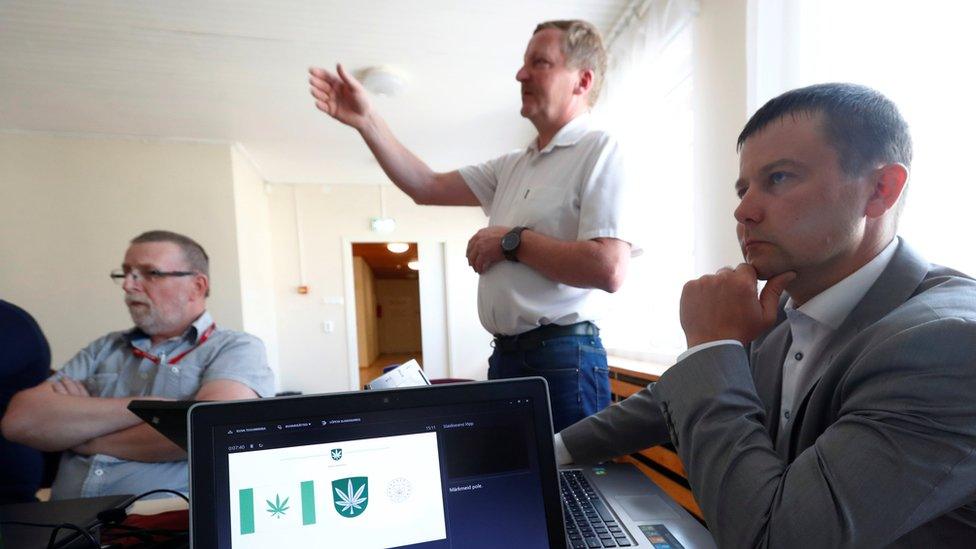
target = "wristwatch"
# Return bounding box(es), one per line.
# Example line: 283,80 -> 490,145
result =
501,226 -> 527,262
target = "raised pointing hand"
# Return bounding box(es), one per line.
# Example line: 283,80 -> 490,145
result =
308,64 -> 372,130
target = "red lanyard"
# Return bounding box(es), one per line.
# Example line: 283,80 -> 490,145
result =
131,323 -> 217,365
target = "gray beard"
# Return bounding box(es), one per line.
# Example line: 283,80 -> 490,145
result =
128,306 -> 162,335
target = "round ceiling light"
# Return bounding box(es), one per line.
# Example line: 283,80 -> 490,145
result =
407,260 -> 419,271
386,242 -> 409,254
359,66 -> 408,97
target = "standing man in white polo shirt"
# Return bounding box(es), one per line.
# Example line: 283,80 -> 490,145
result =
308,20 -> 637,431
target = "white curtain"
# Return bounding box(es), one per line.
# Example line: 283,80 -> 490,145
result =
750,0 -> 976,277
594,0 -> 699,363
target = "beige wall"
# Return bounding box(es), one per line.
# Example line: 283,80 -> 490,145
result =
692,0 -> 751,273
353,256 -> 379,367
231,146 -> 280,384
0,133 -> 245,368
376,279 -> 422,353
269,184 -> 489,394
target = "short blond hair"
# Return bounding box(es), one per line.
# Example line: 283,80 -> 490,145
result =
534,20 -> 608,105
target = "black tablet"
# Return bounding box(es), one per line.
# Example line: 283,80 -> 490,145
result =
128,399 -> 202,451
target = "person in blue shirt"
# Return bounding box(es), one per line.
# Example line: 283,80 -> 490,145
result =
0,299 -> 51,503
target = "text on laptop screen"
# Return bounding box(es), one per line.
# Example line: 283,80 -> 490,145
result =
206,397 -> 550,548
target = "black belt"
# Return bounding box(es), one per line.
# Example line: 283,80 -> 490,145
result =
493,321 -> 599,352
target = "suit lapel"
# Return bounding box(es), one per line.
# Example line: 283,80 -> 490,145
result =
790,240 -> 931,428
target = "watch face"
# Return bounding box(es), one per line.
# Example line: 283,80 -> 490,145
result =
501,232 -> 519,251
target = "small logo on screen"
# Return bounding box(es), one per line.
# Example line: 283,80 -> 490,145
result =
331,448 -> 343,461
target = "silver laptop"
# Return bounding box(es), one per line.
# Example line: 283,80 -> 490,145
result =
187,378 -> 713,548
559,463 -> 714,548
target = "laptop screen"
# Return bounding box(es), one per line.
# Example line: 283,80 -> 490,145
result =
189,379 -> 566,549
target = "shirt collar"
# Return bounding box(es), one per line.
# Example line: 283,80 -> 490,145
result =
785,238 -> 900,330
528,113 -> 592,154
188,310 -> 214,343
127,310 -> 213,345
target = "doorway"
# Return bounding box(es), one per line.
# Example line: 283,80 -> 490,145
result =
351,242 -> 423,386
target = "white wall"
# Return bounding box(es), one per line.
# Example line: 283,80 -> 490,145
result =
692,0 -> 751,273
231,146 -> 280,386
269,184 -> 490,394
0,133 -> 245,368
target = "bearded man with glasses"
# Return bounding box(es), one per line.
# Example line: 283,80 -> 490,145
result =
2,230 -> 275,500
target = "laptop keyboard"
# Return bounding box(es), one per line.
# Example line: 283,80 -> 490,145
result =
561,470 -> 633,548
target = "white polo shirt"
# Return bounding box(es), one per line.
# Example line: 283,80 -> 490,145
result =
459,114 -> 640,336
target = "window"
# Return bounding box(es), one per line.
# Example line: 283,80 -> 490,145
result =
596,1 -> 698,363
751,0 -> 976,276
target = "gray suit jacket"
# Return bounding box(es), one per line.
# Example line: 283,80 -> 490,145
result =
561,240 -> 976,547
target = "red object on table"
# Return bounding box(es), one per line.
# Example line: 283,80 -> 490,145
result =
103,509 -> 189,546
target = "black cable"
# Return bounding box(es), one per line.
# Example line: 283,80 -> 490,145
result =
0,519 -> 100,548
93,488 -> 190,546
1,489 -> 189,549
47,522 -> 101,548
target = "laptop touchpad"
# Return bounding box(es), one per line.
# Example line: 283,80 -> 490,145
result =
615,495 -> 679,521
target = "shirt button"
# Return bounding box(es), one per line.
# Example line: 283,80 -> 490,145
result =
94,469 -> 104,476
794,352 -> 804,361
171,366 -> 180,374
784,411 -> 791,419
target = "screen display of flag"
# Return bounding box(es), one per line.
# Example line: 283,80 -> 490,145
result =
228,432 -> 446,548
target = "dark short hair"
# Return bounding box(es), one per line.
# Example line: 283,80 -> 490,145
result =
534,20 -> 608,105
131,230 -> 210,295
737,83 -> 913,176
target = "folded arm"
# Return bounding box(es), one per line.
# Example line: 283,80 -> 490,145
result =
1,379 -> 143,452
72,379 -> 259,462
467,228 -> 631,293
519,232 -> 630,292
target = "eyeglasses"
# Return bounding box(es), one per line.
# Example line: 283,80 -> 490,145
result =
109,268 -> 197,285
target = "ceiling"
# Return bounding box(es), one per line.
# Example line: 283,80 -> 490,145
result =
0,0 -> 632,185
353,242 -> 419,279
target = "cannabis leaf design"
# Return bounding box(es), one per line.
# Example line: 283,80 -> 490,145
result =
334,479 -> 367,515
266,494 -> 290,518
331,448 -> 342,460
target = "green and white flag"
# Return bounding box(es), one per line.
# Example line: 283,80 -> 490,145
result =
236,480 -> 317,535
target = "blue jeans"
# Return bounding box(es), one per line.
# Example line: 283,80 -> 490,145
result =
488,334 -> 611,433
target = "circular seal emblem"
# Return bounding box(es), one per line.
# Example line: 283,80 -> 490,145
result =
386,477 -> 412,503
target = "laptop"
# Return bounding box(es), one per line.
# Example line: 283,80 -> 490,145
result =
187,378 -> 714,548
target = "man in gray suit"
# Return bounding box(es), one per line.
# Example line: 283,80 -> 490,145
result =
557,83 -> 976,547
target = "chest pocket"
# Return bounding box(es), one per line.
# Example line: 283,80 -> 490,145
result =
158,361 -> 205,399
520,186 -> 577,236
